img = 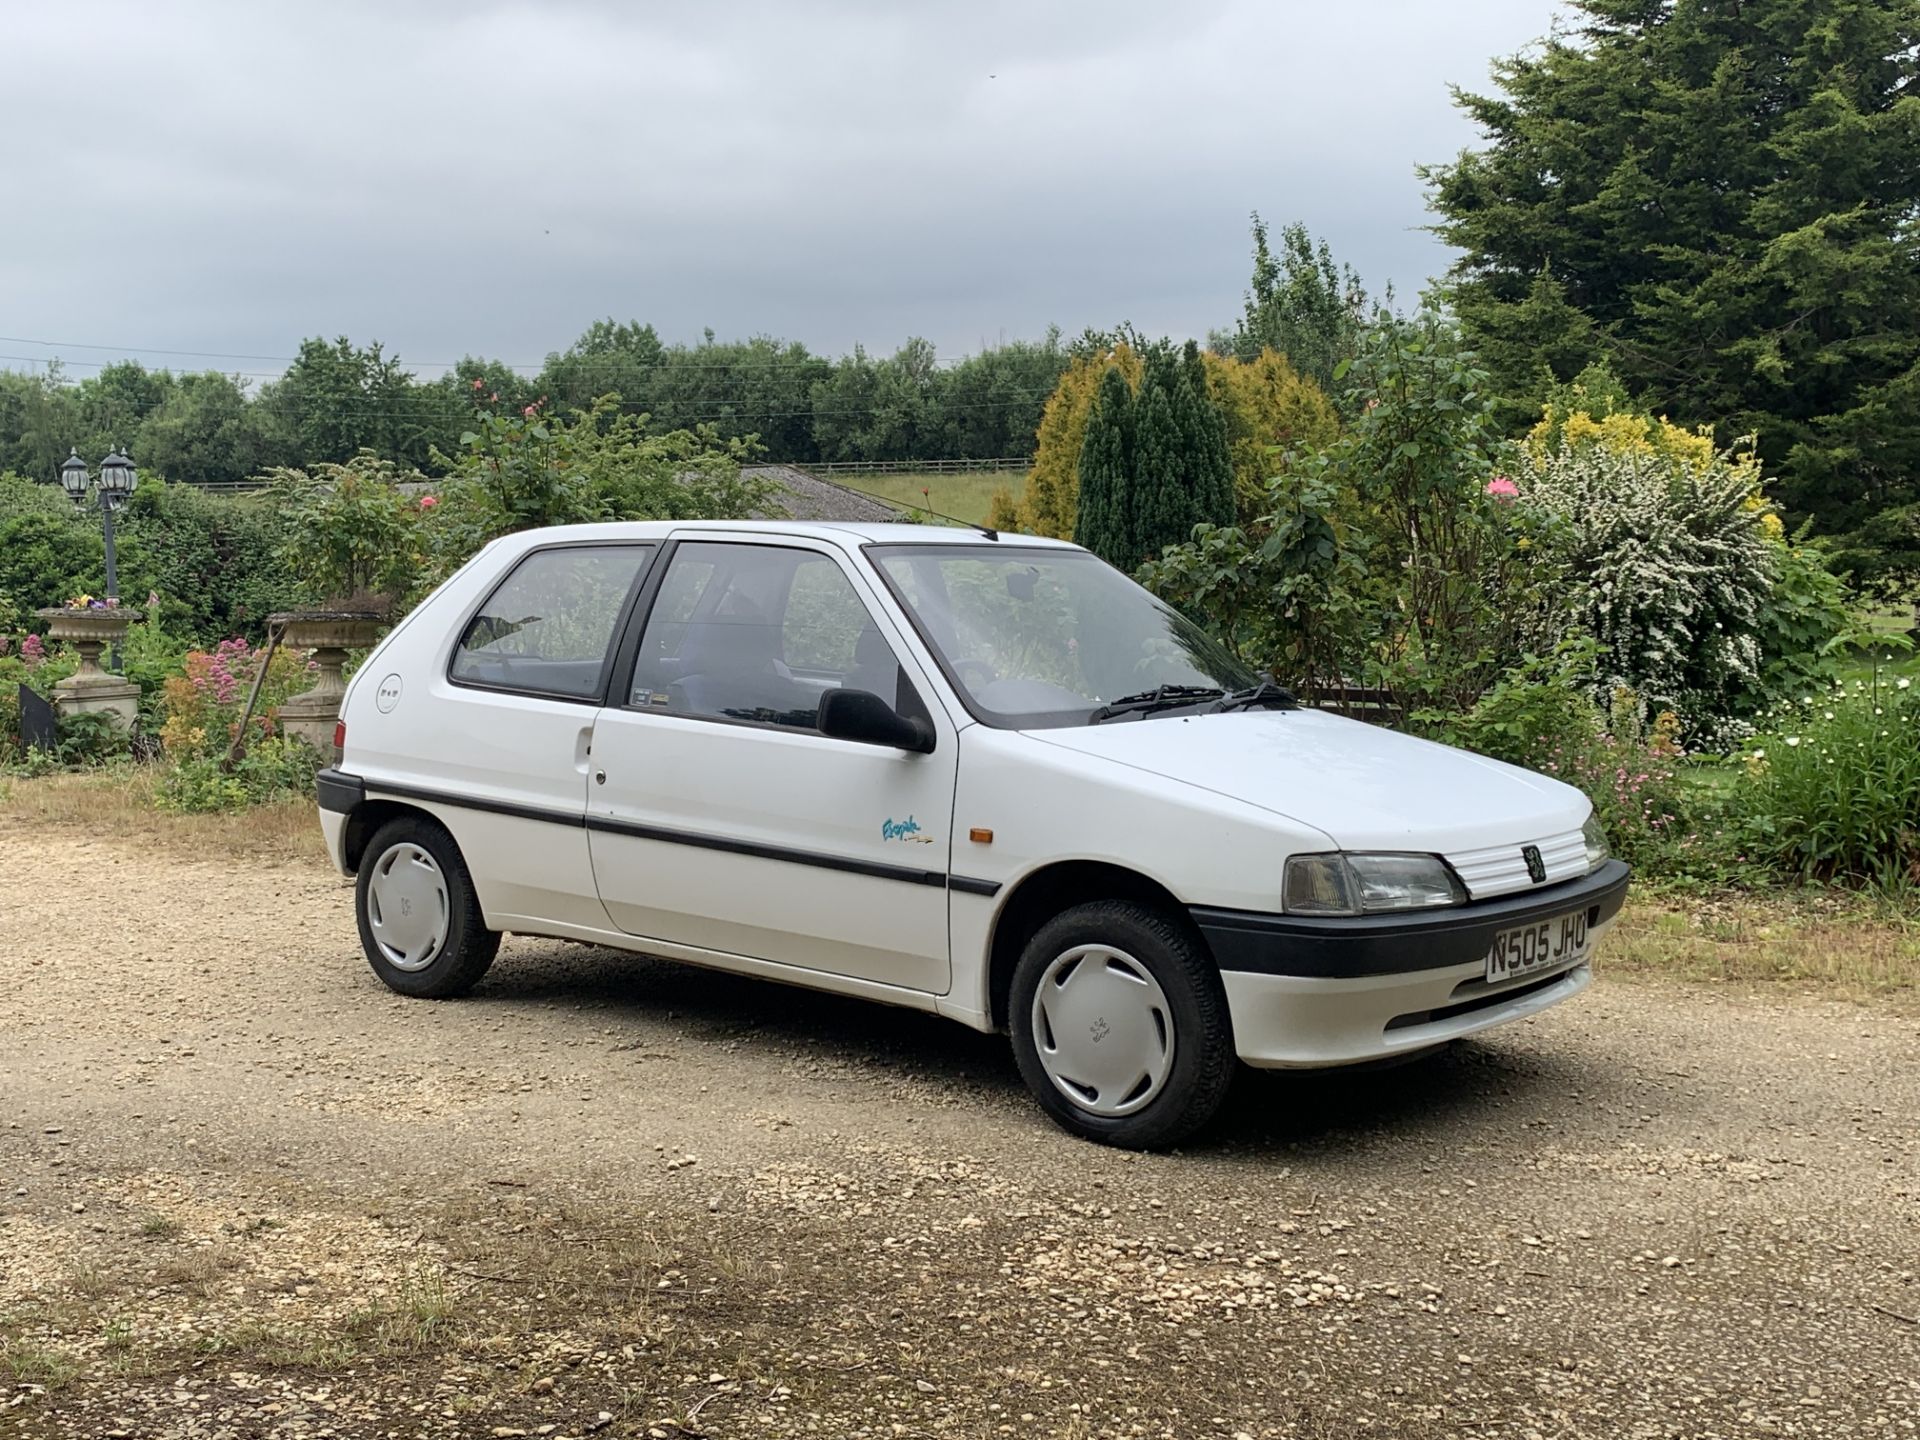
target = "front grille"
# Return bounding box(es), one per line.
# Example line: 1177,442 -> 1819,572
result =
1384,967 -> 1581,1033
1445,828 -> 1587,899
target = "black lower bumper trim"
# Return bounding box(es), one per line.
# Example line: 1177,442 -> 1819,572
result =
1194,859 -> 1630,978
315,767 -> 366,815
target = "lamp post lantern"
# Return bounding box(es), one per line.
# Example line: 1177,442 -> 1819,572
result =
59,445 -> 138,603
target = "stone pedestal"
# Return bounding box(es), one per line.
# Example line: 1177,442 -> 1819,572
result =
35,608 -> 143,728
271,612 -> 387,754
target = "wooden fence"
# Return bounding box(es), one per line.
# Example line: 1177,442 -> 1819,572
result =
1308,685 -> 1405,727
806,457 -> 1030,476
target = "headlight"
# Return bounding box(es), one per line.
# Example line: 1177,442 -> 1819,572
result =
1283,852 -> 1466,916
1582,812 -> 1610,872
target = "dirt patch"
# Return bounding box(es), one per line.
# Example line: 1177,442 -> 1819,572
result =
2,822 -> 1917,1438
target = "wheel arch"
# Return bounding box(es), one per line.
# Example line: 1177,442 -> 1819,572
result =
341,799 -> 445,874
985,859 -> 1210,1030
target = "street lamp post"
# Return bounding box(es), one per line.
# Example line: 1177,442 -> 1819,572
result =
60,446 -> 138,603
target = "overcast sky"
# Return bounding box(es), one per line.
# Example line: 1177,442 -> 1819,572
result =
3,0 -> 1565,381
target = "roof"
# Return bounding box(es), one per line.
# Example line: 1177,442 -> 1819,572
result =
481,518 -> 1080,554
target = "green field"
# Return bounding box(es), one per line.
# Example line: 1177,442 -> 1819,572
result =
828,470 -> 1026,527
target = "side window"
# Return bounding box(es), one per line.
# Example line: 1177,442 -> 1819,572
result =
629,543 -> 887,731
783,557 -> 871,674
450,544 -> 653,699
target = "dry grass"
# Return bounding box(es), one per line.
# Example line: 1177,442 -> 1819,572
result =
0,766 -> 324,866
1608,890 -> 1920,1003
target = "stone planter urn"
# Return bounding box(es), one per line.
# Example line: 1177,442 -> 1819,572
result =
34,607 -> 143,727
271,610 -> 389,754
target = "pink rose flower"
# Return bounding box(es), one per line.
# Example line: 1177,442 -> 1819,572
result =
1485,476 -> 1520,503
419,494 -> 439,510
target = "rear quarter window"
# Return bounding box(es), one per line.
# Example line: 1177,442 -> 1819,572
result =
449,544 -> 654,700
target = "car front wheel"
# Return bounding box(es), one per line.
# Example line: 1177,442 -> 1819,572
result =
1009,900 -> 1234,1149
355,816 -> 500,998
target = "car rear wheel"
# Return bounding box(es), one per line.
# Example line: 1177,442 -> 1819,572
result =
355,816 -> 499,998
1009,900 -> 1234,1149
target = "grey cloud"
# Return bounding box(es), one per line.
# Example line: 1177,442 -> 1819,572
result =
3,0 -> 1563,377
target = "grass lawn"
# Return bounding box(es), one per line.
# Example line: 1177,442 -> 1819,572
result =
822,470 -> 1026,527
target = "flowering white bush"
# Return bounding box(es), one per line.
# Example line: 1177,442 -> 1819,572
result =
1513,431 -> 1779,738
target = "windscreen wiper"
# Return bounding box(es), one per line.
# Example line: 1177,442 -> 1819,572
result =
1088,684 -> 1226,723
1208,681 -> 1300,713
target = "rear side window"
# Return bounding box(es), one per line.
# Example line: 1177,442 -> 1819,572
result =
450,544 -> 654,699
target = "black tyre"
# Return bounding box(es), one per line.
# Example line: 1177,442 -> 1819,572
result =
1009,900 -> 1234,1149
354,815 -> 500,998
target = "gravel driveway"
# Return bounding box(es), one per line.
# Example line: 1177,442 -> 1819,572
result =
1,825 -> 1916,1439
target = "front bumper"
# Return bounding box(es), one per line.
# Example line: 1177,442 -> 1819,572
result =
1194,859 -> 1629,1068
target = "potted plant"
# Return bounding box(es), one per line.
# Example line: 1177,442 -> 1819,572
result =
263,456 -> 427,750
33,595 -> 143,726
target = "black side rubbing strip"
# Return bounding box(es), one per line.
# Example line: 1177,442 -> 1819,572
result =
361,778 -> 586,830
341,773 -> 959,889
948,875 -> 1002,897
582,814 -> 947,888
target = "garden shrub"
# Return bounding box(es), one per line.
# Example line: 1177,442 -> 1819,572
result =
991,345 -> 1144,538
1199,347 -> 1340,519
1138,469 -> 1372,702
158,638 -> 315,761
115,482 -> 301,642
266,453 -> 427,610
1428,637 -> 1700,871
1737,669 -> 1920,886
157,735 -> 318,813
1512,418 -> 1782,741
0,640 -> 78,766
424,396 -> 777,583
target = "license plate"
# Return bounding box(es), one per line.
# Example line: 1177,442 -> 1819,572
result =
1486,909 -> 1591,983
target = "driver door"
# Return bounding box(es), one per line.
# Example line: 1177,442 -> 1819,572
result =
585,537 -> 959,993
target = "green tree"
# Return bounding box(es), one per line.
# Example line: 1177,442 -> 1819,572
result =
133,371 -> 275,487
1128,343 -> 1235,567
641,333 -> 827,461
1074,366 -> 1136,567
537,320 -> 667,413
255,337 -> 451,470
0,368 -> 80,481
808,340 -> 938,461
75,361 -> 173,455
1226,216 -> 1370,395
1425,0 -> 1920,591
933,331 -> 1071,459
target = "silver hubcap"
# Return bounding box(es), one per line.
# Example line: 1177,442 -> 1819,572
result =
1030,945 -> 1175,1117
366,842 -> 450,972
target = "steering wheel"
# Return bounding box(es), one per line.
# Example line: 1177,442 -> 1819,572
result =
955,658 -> 1000,692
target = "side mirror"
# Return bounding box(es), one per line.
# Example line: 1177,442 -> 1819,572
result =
817,687 -> 935,754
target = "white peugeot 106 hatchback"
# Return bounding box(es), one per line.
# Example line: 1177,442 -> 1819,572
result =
317,521 -> 1628,1148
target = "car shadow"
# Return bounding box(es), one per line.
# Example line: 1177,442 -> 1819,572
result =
470,939 -> 1618,1157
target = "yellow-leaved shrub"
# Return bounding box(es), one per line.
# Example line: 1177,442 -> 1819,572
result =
998,344 -> 1336,537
